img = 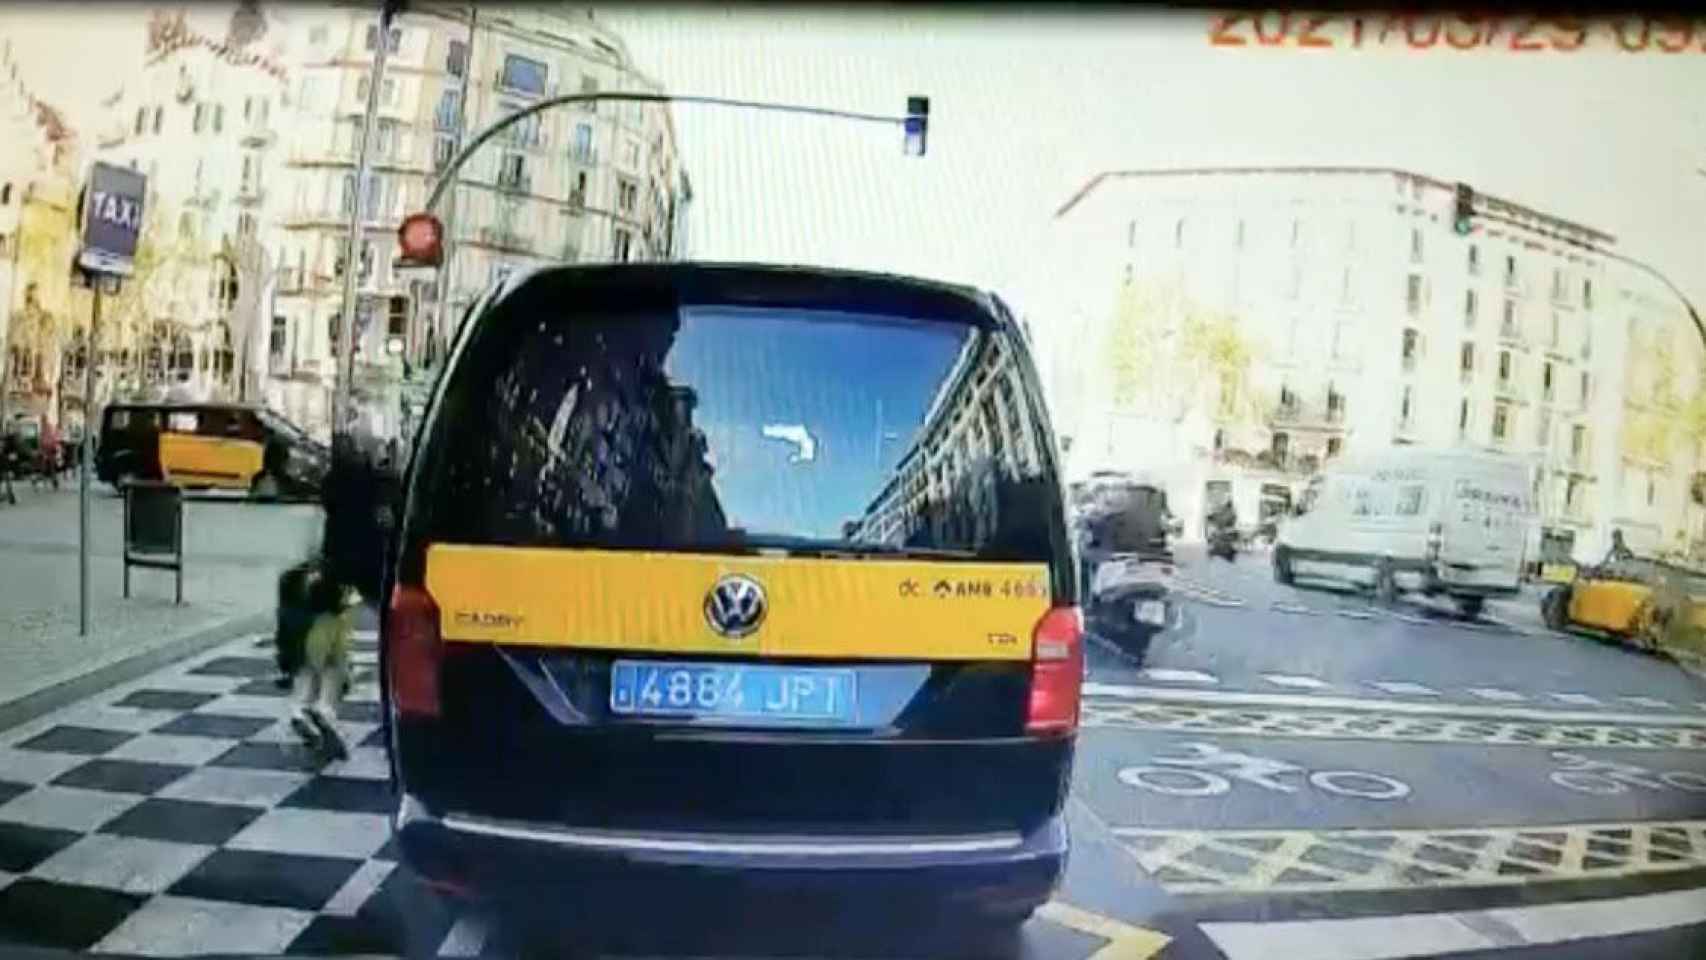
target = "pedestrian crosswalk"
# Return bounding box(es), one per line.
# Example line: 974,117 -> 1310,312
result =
1122,666 -> 1703,715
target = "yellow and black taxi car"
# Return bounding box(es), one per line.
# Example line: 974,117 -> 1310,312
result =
96,402 -> 328,499
1542,555 -> 1706,654
383,264 -> 1082,939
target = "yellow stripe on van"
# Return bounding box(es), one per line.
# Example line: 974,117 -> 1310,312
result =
159,433 -> 262,487
424,544 -> 1052,661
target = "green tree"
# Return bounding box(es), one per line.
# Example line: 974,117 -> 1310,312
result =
1104,280 -> 1259,425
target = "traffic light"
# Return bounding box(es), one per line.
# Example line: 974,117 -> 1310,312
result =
904,96 -> 929,157
1453,182 -> 1475,236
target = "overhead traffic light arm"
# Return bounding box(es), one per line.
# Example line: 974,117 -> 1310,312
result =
420,92 -> 929,216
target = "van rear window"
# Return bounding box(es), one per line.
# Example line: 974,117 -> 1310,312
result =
419,303 -> 1060,561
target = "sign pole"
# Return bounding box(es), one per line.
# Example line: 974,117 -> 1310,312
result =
79,276 -> 102,637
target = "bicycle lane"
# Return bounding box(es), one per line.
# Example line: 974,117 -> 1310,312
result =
1069,727 -> 1706,902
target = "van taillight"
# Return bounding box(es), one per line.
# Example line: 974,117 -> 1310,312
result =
1026,606 -> 1084,737
387,584 -> 442,719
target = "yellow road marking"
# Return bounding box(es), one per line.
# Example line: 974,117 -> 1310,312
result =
1037,901 -> 1171,959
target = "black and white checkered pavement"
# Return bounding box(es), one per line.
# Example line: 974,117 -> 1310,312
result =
0,628 -> 483,957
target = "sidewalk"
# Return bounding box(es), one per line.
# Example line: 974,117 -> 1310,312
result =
0,486 -> 321,713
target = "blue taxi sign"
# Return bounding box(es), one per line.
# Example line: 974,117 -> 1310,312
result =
77,161 -> 147,276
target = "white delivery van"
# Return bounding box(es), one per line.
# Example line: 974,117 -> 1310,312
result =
1272,448 -> 1534,617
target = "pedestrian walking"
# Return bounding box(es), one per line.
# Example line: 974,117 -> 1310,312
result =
275,431 -> 395,762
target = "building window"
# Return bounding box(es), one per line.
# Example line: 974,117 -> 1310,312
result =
1399,386 -> 1413,423
1468,243 -> 1479,275
435,89 -> 461,131
134,106 -> 147,135
1405,274 -> 1422,314
1339,266 -> 1352,304
1504,254 -> 1517,284
374,118 -> 399,158
381,78 -> 397,106
1460,342 -> 1474,375
1409,227 -> 1423,262
497,152 -> 527,190
571,170 -> 588,207
269,315 -> 288,360
357,75 -> 369,102
1326,436 -> 1342,458
571,123 -> 594,162
1502,298 -> 1517,334
193,102 -> 206,133
1290,218 -> 1301,248
501,53 -> 548,96
1401,328 -> 1420,369
617,179 -> 637,214
237,211 -> 256,237
1128,220 -> 1138,248
433,134 -> 454,170
1492,402 -> 1510,442
1173,218 -> 1184,248
1571,424 -> 1586,457
365,25 -> 401,53
152,106 -> 163,133
212,103 -> 223,133
1582,278 -> 1593,309
340,173 -> 356,215
1542,361 -> 1554,401
579,73 -> 598,110
447,38 -> 467,77
1458,397 -> 1471,433
1537,409 -> 1551,447
1498,350 -> 1513,383
1465,288 -> 1477,327
1580,370 -> 1590,406
308,24 -> 327,45
613,227 -> 632,262
1234,219 -> 1246,249
621,138 -> 639,170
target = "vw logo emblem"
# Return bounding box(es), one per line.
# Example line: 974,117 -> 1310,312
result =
705,574 -> 766,638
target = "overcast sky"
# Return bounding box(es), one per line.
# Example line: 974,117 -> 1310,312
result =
6,5 -> 1703,319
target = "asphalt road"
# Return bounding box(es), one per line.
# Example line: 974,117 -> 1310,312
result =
1063,544 -> 1706,959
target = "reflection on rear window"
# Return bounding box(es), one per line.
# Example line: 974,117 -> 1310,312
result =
423,303 -> 1058,559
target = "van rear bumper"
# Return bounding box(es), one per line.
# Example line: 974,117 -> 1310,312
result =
392,793 -> 1067,917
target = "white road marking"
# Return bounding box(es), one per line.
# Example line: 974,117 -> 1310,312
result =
1201,886 -> 1706,960
1261,674 -> 1330,690
1387,610 -> 1437,625
1335,608 -> 1378,620
1371,681 -> 1440,697
1080,683 -> 1706,727
1621,695 -> 1672,709
1467,687 -> 1528,702
1551,692 -> 1603,706
436,914 -> 488,958
1271,601 -> 1315,615
1140,668 -> 1218,685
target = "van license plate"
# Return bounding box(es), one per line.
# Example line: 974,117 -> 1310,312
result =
1135,601 -> 1167,626
610,660 -> 857,725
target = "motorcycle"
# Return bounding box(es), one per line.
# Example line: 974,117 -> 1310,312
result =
1088,550 -> 1174,663
1208,521 -> 1240,562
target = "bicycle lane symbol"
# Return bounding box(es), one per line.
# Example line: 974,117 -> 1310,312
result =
1547,751 -> 1706,795
1116,742 -> 1412,801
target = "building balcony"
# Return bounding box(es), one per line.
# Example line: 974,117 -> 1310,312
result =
1401,353 -> 1419,373
235,182 -> 266,205
1498,323 -> 1525,347
496,172 -> 532,194
185,190 -> 220,210
1394,416 -> 1417,441
241,120 -> 276,147
568,188 -> 587,211
475,226 -> 534,254
1495,378 -> 1520,400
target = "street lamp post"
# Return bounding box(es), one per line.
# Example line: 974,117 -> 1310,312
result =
332,3 -> 396,441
